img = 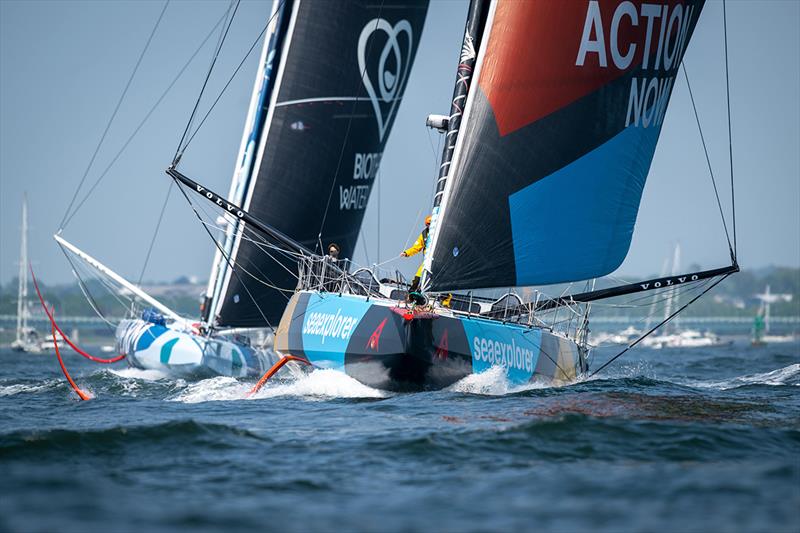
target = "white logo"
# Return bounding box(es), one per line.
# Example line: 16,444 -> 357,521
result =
472,335 -> 535,373
460,31 -> 475,63
358,18 -> 413,141
303,309 -> 359,344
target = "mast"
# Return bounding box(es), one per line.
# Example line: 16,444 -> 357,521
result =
16,193 -> 28,344
422,0 -> 490,288
203,0 -> 291,325
429,0 -> 489,211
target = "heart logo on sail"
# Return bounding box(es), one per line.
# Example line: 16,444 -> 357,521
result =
358,18 -> 414,142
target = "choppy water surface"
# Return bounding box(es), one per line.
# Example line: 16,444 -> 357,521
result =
1,340 -> 798,532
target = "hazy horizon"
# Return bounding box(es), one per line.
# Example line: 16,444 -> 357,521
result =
1,0 -> 798,286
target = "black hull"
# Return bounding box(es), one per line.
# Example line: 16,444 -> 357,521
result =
275,291 -> 587,391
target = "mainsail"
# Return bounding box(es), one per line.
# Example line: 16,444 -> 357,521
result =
207,0 -> 429,327
424,0 -> 705,291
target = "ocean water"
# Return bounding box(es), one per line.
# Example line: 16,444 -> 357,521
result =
1,341 -> 798,532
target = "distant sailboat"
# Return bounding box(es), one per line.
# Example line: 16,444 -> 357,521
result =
642,244 -> 730,349
752,285 -> 797,345
11,194 -> 45,354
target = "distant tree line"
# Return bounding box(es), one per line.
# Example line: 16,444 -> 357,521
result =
1,266 -> 798,319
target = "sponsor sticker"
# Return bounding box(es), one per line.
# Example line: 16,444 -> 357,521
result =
301,294 -> 372,369
462,320 -> 542,384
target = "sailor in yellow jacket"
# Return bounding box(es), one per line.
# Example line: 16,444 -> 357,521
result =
401,215 -> 430,293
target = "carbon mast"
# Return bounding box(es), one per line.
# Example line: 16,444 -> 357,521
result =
203,0 -> 293,325
421,0 -> 490,290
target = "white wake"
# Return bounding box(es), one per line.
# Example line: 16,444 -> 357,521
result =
685,363 -> 800,390
109,367 -> 170,381
169,368 -> 386,404
448,366 -> 559,396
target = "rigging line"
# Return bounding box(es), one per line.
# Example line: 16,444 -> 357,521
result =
213,1 -> 237,74
191,204 -> 301,262
190,195 -> 304,270
56,236 -> 142,316
360,230 -> 371,266
204,228 -> 298,292
231,227 -> 302,262
189,208 -> 297,294
681,63 -> 734,259
174,0 -> 241,161
586,280 -> 715,339
59,0 -> 170,231
173,177 -> 274,328
589,273 -> 731,378
137,180 -> 174,285
425,126 -> 443,206
377,164 -> 381,263
426,127 -> 438,161
182,0 -> 236,144
59,9 -> 232,230
92,268 -> 142,317
403,203 -> 425,250
373,254 -> 402,268
179,0 -> 285,155
589,278 -> 711,308
58,244 -> 118,331
240,235 -> 301,289
316,1 -> 386,242
433,134 -> 443,203
722,0 -> 737,258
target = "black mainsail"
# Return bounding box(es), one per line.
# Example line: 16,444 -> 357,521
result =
206,0 -> 429,328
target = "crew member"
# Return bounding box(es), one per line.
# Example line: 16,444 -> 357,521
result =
322,243 -> 341,292
401,215 -> 430,293
327,243 -> 340,261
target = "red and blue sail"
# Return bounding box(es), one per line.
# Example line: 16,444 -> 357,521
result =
426,0 -> 705,291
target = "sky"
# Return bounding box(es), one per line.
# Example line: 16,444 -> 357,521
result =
1,0 -> 798,287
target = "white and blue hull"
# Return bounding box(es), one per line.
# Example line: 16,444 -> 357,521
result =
116,320 -> 277,378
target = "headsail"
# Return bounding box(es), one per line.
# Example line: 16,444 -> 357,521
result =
425,0 -> 705,292
208,0 -> 429,327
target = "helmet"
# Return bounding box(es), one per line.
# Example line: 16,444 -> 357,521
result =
425,215 -> 432,225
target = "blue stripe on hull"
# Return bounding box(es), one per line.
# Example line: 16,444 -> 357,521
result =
280,292 -> 586,389
117,320 -> 275,378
